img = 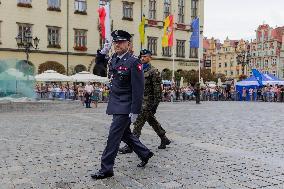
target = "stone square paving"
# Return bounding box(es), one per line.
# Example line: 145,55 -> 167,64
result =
1,101 -> 284,189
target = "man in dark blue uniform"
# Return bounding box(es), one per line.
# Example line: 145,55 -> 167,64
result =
90,30 -> 154,180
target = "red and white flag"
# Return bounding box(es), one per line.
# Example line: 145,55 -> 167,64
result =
98,3 -> 111,42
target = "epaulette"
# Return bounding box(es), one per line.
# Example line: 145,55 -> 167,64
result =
131,54 -> 138,58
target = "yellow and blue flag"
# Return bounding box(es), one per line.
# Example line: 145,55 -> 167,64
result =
190,18 -> 199,48
139,15 -> 146,45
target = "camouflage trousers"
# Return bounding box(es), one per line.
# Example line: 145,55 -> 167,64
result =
132,108 -> 166,137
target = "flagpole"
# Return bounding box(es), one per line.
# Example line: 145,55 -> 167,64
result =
198,30 -> 202,83
172,45 -> 175,81
172,10 -> 175,83
198,0 -> 201,83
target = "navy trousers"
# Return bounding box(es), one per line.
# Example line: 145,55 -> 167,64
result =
100,114 -> 151,173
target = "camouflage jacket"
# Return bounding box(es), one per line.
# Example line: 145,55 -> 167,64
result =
143,64 -> 162,107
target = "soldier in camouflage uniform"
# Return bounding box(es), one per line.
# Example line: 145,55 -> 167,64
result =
119,49 -> 171,154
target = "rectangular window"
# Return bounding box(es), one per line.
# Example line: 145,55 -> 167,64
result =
48,0 -> 60,9
189,48 -> 198,58
147,37 -> 157,55
17,23 -> 32,44
191,0 -> 198,20
164,0 -> 171,18
18,0 -> 32,4
122,1 -> 133,20
149,0 -> 156,20
17,0 -> 32,7
47,26 -> 61,48
74,0 -> 87,13
176,40 -> 185,57
99,0 -> 107,6
74,29 -> 87,50
162,47 -> 171,57
178,0 -> 184,23
219,63 -> 221,68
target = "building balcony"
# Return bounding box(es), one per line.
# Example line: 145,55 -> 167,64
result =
47,44 -> 61,49
47,6 -> 61,12
74,10 -> 87,15
17,2 -> 32,8
74,46 -> 87,51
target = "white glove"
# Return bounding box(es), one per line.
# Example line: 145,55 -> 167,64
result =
100,42 -> 111,54
129,113 -> 138,123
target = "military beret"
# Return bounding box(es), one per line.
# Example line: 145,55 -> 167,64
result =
139,49 -> 152,56
111,30 -> 132,42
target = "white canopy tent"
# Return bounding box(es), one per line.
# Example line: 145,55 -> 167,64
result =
35,70 -> 71,82
70,71 -> 108,83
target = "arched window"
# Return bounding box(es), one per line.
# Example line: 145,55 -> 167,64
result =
74,64 -> 87,73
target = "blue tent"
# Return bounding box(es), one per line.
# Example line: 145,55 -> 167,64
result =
236,73 -> 284,101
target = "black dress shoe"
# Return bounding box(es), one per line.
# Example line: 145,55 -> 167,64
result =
119,145 -> 133,154
137,152 -> 154,167
90,171 -> 114,180
158,135 -> 171,149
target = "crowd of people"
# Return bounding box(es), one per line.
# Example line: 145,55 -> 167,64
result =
162,84 -> 284,102
35,82 -> 284,104
34,83 -> 110,107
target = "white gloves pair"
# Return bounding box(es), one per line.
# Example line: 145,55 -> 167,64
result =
100,42 -> 112,55
129,113 -> 138,123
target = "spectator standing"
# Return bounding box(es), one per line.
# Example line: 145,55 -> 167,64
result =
84,82 -> 94,108
77,84 -> 84,105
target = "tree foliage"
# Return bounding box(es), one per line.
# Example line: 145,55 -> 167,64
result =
38,61 -> 66,74
16,60 -> 35,75
74,64 -> 87,73
238,74 -> 247,81
161,68 -> 226,86
161,69 -> 172,80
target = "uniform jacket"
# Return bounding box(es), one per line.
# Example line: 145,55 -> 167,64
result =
97,52 -> 144,115
143,65 -> 162,108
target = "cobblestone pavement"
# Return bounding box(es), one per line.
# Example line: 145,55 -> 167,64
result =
1,101 -> 284,189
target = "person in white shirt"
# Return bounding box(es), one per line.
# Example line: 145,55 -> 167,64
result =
84,82 -> 94,108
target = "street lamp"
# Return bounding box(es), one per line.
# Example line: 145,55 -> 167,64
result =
15,28 -> 39,76
235,41 -> 251,75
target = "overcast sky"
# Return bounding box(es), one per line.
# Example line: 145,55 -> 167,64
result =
204,0 -> 284,42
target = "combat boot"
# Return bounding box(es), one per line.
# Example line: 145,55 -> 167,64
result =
158,135 -> 171,149
118,145 -> 133,154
